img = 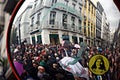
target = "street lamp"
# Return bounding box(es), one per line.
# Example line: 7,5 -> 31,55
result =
93,37 -> 96,46
18,19 -> 21,48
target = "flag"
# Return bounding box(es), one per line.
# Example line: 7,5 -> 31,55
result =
77,42 -> 87,59
59,57 -> 88,78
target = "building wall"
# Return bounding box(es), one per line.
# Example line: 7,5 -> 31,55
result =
14,3 -> 33,44
82,0 -> 96,46
101,11 -> 106,39
95,1 -> 103,46
28,0 -> 84,44
14,0 -> 109,47
0,1 -> 5,34
20,4 -> 33,43
101,11 -> 110,48
101,12 -> 109,40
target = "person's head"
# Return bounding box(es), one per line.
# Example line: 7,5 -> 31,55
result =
57,50 -> 61,54
33,62 -> 39,68
38,66 -> 45,73
49,48 -> 55,53
72,49 -> 77,55
92,56 -> 106,71
53,63 -> 58,68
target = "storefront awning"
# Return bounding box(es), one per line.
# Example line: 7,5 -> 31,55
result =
62,35 -> 69,40
50,34 -> 58,38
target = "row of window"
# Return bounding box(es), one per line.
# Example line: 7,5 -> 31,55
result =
31,11 -> 82,30
34,0 -> 57,8
31,0 -> 96,37
96,19 -> 101,30
31,12 -> 41,26
49,11 -> 82,30
96,29 -> 101,38
84,0 -> 95,15
83,20 -> 95,37
34,0 -> 82,11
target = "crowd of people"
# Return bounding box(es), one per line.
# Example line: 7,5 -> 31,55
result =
10,41 -> 120,80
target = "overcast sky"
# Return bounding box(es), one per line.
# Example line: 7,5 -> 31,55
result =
99,0 -> 120,33
15,0 -> 120,33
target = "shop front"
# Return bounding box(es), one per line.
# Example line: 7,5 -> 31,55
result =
79,37 -> 83,44
37,35 -> 42,44
49,34 -> 60,45
32,36 -> 35,45
72,36 -> 78,44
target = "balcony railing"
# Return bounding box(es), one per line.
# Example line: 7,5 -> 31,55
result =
46,2 -> 80,17
43,21 -> 82,33
29,21 -> 84,35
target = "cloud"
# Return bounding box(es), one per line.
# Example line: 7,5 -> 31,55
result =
99,0 -> 120,32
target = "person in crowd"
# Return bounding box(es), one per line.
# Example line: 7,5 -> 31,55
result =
37,66 -> 50,80
71,49 -> 77,58
10,41 -> 120,80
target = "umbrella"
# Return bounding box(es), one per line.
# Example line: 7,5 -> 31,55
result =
14,48 -> 19,53
74,44 -> 80,49
13,61 -> 24,76
59,57 -> 88,78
